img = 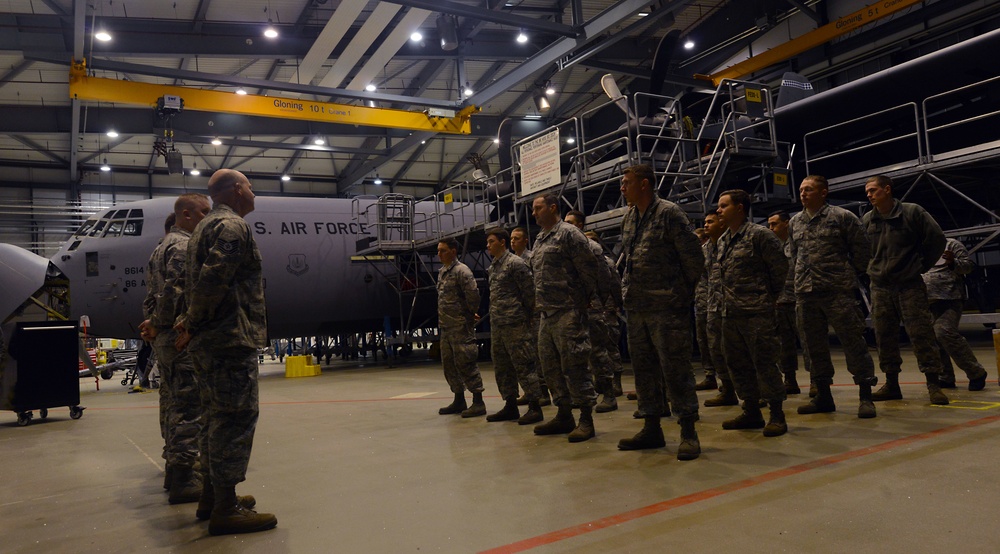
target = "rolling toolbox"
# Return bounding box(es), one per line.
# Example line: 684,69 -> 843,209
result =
0,321 -> 85,426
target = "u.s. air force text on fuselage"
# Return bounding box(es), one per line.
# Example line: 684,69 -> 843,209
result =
252,221 -> 369,236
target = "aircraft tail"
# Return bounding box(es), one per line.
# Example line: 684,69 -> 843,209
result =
775,72 -> 816,109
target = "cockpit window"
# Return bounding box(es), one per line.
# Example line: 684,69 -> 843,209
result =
90,220 -> 107,237
112,209 -> 129,219
104,220 -> 125,237
74,219 -> 98,237
123,220 -> 143,236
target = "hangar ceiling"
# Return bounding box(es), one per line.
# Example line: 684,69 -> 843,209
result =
0,0 -> 999,198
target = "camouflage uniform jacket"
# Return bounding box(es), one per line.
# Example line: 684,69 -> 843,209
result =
621,198 -> 703,313
788,204 -> 870,294
144,227 -> 192,332
437,259 -> 480,328
717,221 -> 787,316
487,251 -> 534,326
862,199 -> 946,287
705,240 -> 724,314
517,249 -> 533,265
183,203 -> 267,350
531,220 -> 597,313
922,238 -> 974,301
777,238 -> 796,304
142,237 -> 167,321
602,252 -> 623,312
587,239 -> 615,310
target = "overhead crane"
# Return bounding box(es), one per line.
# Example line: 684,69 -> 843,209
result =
68,59 -> 478,135
698,0 -> 925,86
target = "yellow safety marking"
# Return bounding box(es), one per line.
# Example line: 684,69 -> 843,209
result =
931,400 -> 1000,410
745,88 -> 762,103
69,61 -> 477,134
443,193 -> 454,204
391,392 -> 437,399
773,172 -> 788,186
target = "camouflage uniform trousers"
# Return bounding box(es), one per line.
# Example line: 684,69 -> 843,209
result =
439,322 -> 484,394
588,310 -> 618,393
722,313 -> 786,403
796,291 -> 875,386
189,346 -> 259,487
929,299 -> 987,383
627,309 -> 700,421
606,311 -> 623,379
871,282 -> 944,376
705,311 -> 729,381
695,310 -> 715,378
538,308 -> 596,408
491,321 -> 542,401
776,302 -> 813,377
153,332 -> 202,468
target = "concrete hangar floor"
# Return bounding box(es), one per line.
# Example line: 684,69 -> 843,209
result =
2,332 -> 998,553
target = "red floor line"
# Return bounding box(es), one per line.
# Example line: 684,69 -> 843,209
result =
480,413 -> 1000,554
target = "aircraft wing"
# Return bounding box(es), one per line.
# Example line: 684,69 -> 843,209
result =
0,244 -> 49,322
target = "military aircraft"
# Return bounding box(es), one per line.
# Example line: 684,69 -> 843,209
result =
0,195 -> 487,343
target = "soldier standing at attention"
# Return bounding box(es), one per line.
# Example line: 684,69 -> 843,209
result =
142,213 -> 175,485
787,175 -> 877,418
585,230 -> 625,399
693,226 -> 717,391
174,169 -> 276,535
862,175 -> 950,405
530,193 -> 599,442
701,212 -> 739,408
434,237 -> 487,417
483,228 -> 544,424
766,210 -> 805,395
565,210 -> 621,413
140,196 -> 210,505
616,164 -> 704,459
923,238 -> 988,390
716,189 -> 789,437
510,226 -> 551,407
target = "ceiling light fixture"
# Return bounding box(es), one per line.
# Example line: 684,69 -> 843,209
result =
533,92 -> 551,111
516,30 -> 528,44
566,137 -> 576,144
637,12 -> 649,17
281,174 -> 291,182
190,163 -> 200,176
410,31 -> 423,42
211,138 -> 222,146
235,87 -> 247,95
100,158 -> 111,172
373,175 -> 382,185
365,83 -> 377,92
314,137 -> 325,145
106,130 -> 118,138
684,40 -> 695,50
463,85 -> 474,97
545,84 -> 555,95
264,25 -> 279,39
493,138 -> 500,144
95,29 -> 112,42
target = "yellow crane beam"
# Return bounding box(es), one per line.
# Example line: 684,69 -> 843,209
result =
69,60 -> 477,135
698,0 -> 925,86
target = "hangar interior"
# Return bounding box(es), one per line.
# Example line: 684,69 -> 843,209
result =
3,0 -> 1000,552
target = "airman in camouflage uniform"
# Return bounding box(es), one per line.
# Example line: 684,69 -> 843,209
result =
767,210 -> 806,395
530,193 -> 598,442
483,228 -> 543,425
510,227 -> 551,407
922,238 -> 987,390
862,175 -> 949,405
716,189 -> 788,437
693,227 -> 717,391
566,211 -> 621,413
787,175 -> 877,418
174,169 -> 276,536
615,164 -> 703,459
435,237 -> 486,418
701,213 -> 738,407
586,230 -> 625,399
140,196 -> 209,504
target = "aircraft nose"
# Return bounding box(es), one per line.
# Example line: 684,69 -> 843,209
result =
0,244 -> 52,321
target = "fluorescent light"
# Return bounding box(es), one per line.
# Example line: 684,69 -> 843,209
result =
95,30 -> 112,42
281,174 -> 291,182
410,31 -> 423,42
365,83 -> 377,92
106,130 -> 118,138
314,138 -> 325,145
235,87 -> 247,95
524,114 -> 541,119
637,12 -> 649,17
516,31 -> 528,44
211,138 -> 222,146
684,40 -> 695,50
